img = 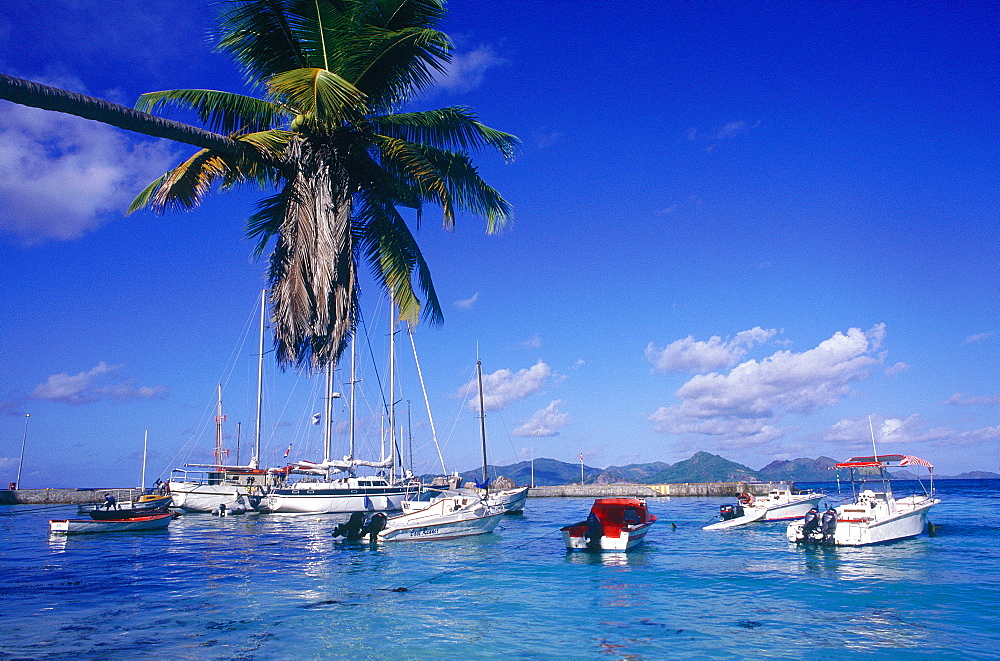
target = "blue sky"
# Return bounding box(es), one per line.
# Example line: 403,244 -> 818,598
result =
1,1 -> 997,487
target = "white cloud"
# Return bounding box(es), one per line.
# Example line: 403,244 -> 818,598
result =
513,400 -> 569,437
520,334 -> 541,349
29,362 -> 168,405
885,361 -> 909,375
455,292 -> 479,309
0,99 -> 176,245
945,393 -> 1000,406
824,414 -> 1000,453
965,332 -> 991,344
431,45 -> 506,94
456,359 -> 551,411
649,324 -> 886,442
646,326 -> 777,373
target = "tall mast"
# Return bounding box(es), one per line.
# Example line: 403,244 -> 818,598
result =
214,383 -> 225,466
323,363 -> 333,464
348,333 -> 356,476
409,327 -> 447,475
253,289 -> 264,468
389,306 -> 397,479
477,360 -> 488,487
140,430 -> 148,488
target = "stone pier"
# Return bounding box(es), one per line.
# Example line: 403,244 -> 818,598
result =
528,482 -> 788,498
0,488 -> 143,506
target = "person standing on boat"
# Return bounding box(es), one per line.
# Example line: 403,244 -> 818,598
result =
103,493 -> 118,510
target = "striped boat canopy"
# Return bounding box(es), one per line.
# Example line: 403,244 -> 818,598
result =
836,454 -> 934,470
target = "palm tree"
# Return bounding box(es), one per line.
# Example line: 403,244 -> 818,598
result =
0,0 -> 517,371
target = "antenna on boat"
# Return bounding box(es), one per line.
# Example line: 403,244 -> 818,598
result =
868,415 -> 879,463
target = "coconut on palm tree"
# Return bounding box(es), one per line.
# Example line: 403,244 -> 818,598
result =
0,0 -> 517,371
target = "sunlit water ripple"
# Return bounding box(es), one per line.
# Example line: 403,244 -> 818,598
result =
2,480 -> 997,659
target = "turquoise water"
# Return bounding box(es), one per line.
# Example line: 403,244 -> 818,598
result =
2,480 -> 998,659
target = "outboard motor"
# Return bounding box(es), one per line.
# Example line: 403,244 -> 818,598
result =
720,504 -> 745,521
820,507 -> 837,544
801,507 -> 821,539
332,512 -> 366,540
584,512 -> 604,551
361,512 -> 388,540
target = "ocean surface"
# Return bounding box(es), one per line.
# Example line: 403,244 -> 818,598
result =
1,479 -> 998,660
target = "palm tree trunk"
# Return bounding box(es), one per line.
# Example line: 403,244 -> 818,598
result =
0,73 -> 245,156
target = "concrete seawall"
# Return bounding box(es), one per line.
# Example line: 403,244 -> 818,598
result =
528,482 -> 789,498
2,481 -> 788,505
0,488 -> 143,505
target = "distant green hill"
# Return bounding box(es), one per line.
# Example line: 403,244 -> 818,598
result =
649,452 -> 758,483
758,456 -> 839,482
594,461 -> 672,484
423,453 -> 997,487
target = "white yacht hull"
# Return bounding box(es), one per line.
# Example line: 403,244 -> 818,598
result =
378,496 -> 502,541
787,496 -> 939,546
266,483 -> 412,515
168,482 -> 252,513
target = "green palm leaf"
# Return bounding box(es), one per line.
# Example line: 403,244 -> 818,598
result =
267,67 -> 366,124
373,107 -> 519,159
135,89 -> 290,135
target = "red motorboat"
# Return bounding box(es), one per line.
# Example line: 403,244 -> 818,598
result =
561,498 -> 657,551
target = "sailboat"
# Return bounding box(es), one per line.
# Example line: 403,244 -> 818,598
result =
168,291 -> 287,513
474,360 -> 528,514
265,312 -> 419,515
399,359 -> 527,516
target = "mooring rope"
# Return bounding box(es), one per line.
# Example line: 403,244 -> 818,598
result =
0,503 -> 77,517
382,526 -> 559,593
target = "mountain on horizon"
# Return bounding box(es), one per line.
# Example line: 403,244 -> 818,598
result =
424,453 -> 997,487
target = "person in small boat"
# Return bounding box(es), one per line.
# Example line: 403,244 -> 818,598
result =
103,493 -> 118,510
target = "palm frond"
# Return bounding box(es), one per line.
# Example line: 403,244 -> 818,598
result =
246,187 -> 293,257
135,89 -> 289,135
354,187 -> 442,326
267,67 -> 366,124
126,173 -> 169,215
216,0 -> 310,84
373,107 -> 519,159
377,138 -> 512,232
347,25 -> 450,111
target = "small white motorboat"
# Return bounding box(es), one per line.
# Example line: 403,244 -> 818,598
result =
49,511 -> 175,535
787,453 -> 939,546
561,498 -> 657,552
489,486 -> 529,514
377,493 -> 503,541
704,488 -> 826,530
403,484 -> 527,516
